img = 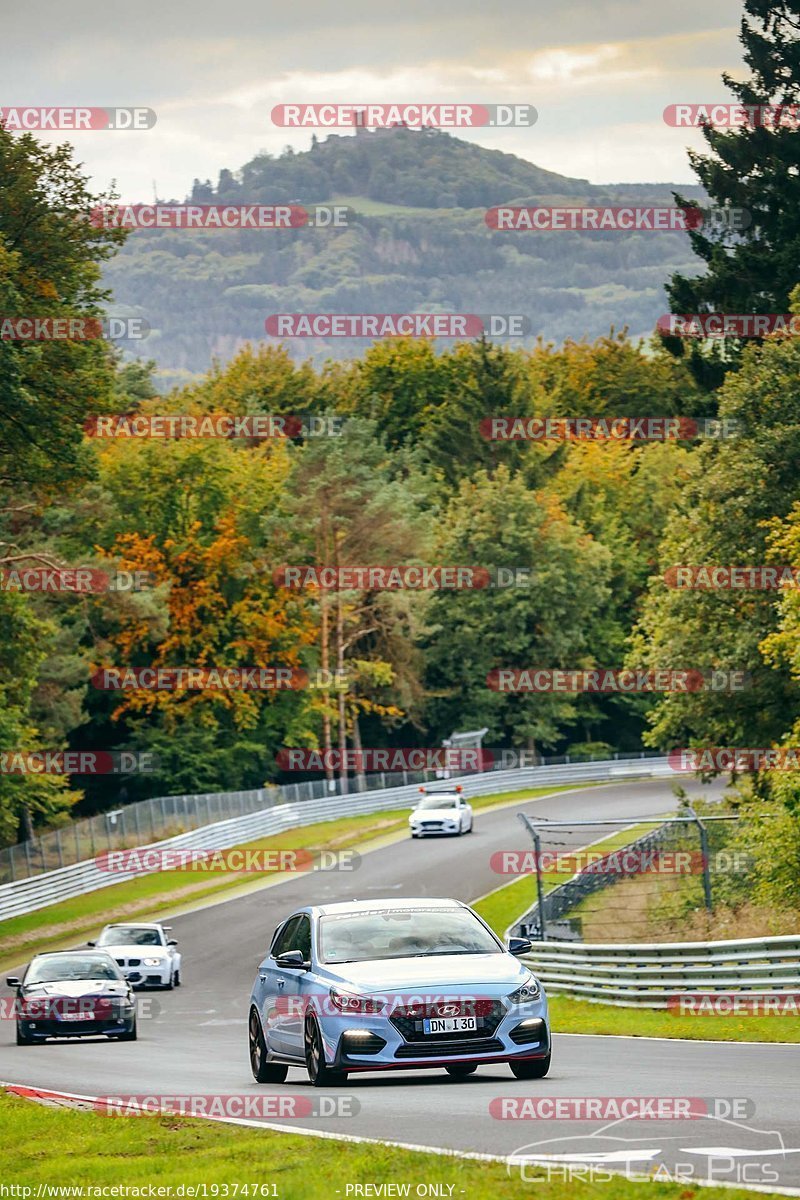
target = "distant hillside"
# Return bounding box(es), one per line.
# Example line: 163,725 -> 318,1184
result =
104,127 -> 706,384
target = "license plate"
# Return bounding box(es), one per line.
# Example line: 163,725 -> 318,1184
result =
423,1016 -> 477,1034
59,1011 -> 94,1021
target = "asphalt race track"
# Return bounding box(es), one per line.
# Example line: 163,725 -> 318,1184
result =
3,778 -> 800,1192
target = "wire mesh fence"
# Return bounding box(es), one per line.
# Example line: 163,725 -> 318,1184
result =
0,749 -> 666,885
512,813 -> 746,943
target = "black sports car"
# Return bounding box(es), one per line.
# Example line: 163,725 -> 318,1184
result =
8,950 -> 137,1043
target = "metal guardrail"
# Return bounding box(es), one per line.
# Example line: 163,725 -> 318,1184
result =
0,756 -> 673,922
520,936 -> 800,1008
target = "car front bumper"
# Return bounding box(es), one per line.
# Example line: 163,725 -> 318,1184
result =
318,1002 -> 550,1073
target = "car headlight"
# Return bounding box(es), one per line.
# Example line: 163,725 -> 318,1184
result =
142,957 -> 163,967
508,975 -> 541,1004
329,987 -> 385,1014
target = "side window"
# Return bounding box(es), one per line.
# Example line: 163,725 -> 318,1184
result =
294,916 -> 311,962
272,916 -> 301,958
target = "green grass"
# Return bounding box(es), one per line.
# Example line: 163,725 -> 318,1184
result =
0,784 -> 595,970
1,1092 -> 787,1200
548,994 -> 800,1043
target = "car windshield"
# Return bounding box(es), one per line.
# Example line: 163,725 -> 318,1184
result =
319,907 -> 501,964
25,956 -> 122,983
97,927 -> 162,947
417,795 -> 459,809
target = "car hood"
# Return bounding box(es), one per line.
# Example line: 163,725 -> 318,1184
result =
24,980 -> 130,997
321,953 -> 530,992
410,807 -> 462,820
103,944 -> 167,957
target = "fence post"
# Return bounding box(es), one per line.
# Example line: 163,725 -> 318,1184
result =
518,813 -> 547,940
685,807 -> 713,913
56,828 -> 64,868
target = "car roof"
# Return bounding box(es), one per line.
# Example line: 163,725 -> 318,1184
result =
30,949 -> 117,959
311,897 -> 465,917
101,921 -> 164,929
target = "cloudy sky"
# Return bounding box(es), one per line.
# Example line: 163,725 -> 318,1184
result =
3,0 -> 745,201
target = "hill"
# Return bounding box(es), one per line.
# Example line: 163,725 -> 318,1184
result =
103,126 -> 706,384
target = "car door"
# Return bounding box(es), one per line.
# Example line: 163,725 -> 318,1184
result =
260,915 -> 302,1054
280,915 -> 312,1056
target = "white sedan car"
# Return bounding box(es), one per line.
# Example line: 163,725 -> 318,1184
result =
409,787 -> 474,837
89,922 -> 182,989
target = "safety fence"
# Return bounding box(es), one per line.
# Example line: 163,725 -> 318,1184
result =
0,755 -> 672,920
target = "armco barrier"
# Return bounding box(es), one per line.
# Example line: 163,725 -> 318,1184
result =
520,936 -> 800,1008
0,756 -> 672,921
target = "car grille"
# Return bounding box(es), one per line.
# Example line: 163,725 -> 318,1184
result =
25,1019 -> 124,1036
114,958 -> 142,967
390,998 -> 506,1043
395,1037 -> 504,1058
420,822 -> 444,831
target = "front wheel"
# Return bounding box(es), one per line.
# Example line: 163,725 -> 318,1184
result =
249,1009 -> 289,1084
16,1022 -> 34,1046
174,969 -> 181,987
114,1019 -> 138,1042
304,1015 -> 347,1087
445,1063 -> 477,1079
510,1053 -> 551,1079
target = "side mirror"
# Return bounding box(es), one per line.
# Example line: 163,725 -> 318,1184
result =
275,950 -> 309,970
508,937 -> 533,957
6,977 -> 21,988
86,941 -> 96,947
167,939 -> 178,947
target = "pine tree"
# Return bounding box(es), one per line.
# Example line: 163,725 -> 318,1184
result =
665,1 -> 800,383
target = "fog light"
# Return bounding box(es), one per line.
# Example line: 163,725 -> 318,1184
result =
509,1018 -> 546,1045
341,1029 -> 386,1055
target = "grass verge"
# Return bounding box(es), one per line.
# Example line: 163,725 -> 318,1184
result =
0,1091 -> 787,1200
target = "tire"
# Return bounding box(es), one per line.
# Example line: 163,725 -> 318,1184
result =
510,1053 -> 551,1079
115,1019 -> 138,1042
16,1022 -> 34,1046
249,1008 -> 288,1084
304,1015 -> 347,1087
163,974 -> 174,991
174,969 -> 181,987
445,1063 -> 477,1078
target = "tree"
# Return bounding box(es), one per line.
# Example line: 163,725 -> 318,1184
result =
0,125 -> 126,498
665,1 -> 800,382
422,465 -> 612,754
630,323 -> 800,750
